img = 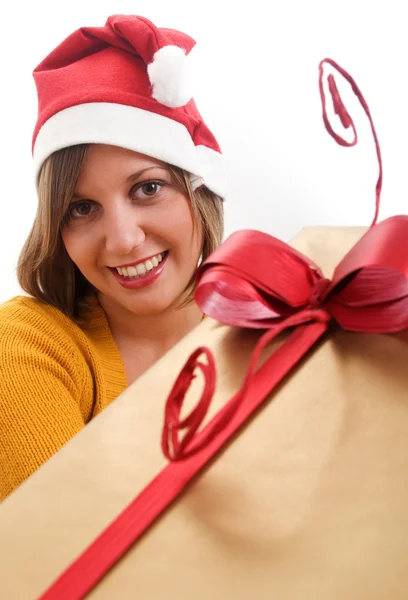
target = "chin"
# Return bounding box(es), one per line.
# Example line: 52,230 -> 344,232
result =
120,290 -> 184,317
94,270 -> 193,317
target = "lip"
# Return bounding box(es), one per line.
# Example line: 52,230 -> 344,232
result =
112,252 -> 165,269
109,252 -> 168,290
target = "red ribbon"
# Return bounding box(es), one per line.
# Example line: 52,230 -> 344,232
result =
38,59 -> 408,600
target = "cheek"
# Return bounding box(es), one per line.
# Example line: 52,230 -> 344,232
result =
161,197 -> 200,247
61,230 -> 91,268
176,213 -> 202,260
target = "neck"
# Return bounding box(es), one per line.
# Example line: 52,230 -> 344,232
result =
97,293 -> 203,352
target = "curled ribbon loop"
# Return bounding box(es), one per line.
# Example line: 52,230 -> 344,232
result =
162,347 -> 216,460
319,58 -> 383,226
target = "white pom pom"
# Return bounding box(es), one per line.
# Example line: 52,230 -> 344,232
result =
147,45 -> 192,108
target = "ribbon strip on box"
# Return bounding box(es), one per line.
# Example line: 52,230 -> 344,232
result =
38,59 -> 408,600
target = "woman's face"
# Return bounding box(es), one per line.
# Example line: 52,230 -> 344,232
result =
61,144 -> 202,317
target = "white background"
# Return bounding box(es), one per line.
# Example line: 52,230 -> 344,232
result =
1,0 -> 407,302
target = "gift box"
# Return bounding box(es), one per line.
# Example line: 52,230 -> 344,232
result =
1,60 -> 408,600
1,222 -> 408,600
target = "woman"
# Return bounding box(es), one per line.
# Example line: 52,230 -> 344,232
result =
0,14 -> 225,501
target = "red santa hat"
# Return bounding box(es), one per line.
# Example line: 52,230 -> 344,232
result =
32,14 -> 226,198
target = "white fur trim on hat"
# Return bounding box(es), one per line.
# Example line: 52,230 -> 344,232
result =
32,102 -> 226,198
147,45 -> 192,108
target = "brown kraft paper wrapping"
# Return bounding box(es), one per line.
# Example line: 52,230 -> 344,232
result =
1,226 -> 408,600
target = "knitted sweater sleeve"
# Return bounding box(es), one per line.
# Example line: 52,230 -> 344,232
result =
0,299 -> 87,501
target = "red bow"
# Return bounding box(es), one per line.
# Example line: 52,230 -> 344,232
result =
196,219 -> 408,333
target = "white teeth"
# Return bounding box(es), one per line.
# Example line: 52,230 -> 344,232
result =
115,252 -> 165,278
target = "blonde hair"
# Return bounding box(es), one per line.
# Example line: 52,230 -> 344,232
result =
17,145 -> 224,323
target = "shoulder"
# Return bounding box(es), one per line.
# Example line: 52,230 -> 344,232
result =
0,295 -> 94,406
1,294 -> 71,319
1,294 -> 71,331
1,294 -> 63,320
0,295 -> 85,359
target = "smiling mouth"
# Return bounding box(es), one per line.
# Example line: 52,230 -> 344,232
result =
109,251 -> 168,279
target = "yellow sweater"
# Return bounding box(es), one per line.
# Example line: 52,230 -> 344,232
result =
0,294 -> 127,501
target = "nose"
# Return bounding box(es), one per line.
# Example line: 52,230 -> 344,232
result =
103,201 -> 146,256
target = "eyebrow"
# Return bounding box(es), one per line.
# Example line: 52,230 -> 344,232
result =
126,166 -> 169,183
71,166 -> 169,200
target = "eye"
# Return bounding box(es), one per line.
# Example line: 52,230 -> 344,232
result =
131,180 -> 164,200
65,200 -> 95,221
